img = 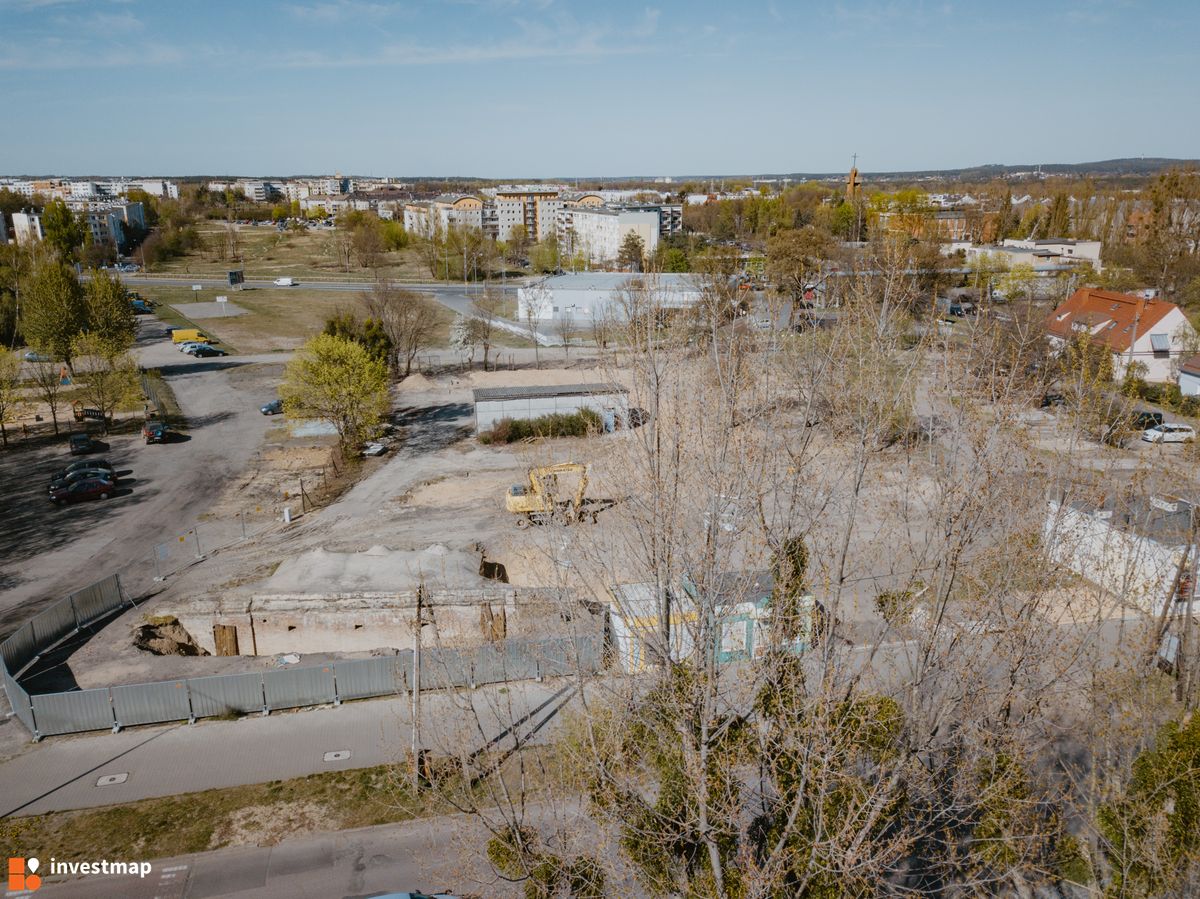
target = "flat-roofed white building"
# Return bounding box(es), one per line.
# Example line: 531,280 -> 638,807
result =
517,272 -> 702,324
472,383 -> 629,433
403,195 -> 484,237
11,211 -> 44,245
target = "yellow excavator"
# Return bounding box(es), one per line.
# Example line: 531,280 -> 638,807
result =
506,462 -> 597,528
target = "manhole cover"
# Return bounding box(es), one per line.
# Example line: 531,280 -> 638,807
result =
96,773 -> 128,786
323,750 -> 351,762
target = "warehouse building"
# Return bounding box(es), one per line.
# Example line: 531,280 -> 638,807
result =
472,383 -> 629,433
516,272 -> 703,323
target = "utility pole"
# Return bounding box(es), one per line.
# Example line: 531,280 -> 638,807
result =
411,583 -> 425,791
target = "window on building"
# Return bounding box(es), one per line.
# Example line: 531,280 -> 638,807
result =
1150,333 -> 1171,357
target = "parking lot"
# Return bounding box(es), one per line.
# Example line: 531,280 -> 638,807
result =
0,318 -> 284,635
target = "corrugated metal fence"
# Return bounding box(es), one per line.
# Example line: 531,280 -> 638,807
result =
1,573 -> 603,740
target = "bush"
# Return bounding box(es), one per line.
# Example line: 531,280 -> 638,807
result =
479,408 -> 602,444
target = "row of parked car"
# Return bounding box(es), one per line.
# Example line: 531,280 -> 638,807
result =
48,455 -> 121,505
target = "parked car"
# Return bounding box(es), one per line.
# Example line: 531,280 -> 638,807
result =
49,467 -> 119,492
1142,423 -> 1196,444
143,421 -> 168,443
23,350 -> 50,362
1040,393 -> 1066,408
362,441 -> 387,457
177,342 -> 209,353
273,277 -> 298,287
188,345 -> 228,357
1132,410 -> 1165,431
51,458 -> 114,482
260,399 -> 284,415
49,476 -> 115,505
68,433 -> 96,455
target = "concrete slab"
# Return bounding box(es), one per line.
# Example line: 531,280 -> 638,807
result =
171,301 -> 248,319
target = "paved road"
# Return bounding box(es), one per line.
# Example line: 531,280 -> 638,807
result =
0,680 -> 573,817
31,811 -> 528,898
0,320 -> 281,636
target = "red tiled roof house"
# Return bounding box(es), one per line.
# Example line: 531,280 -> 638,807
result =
1045,288 -> 1196,383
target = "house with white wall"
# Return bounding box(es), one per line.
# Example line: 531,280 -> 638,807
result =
1043,493 -> 1196,617
1045,288 -> 1196,383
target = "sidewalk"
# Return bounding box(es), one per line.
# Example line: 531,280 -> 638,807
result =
0,679 -> 572,817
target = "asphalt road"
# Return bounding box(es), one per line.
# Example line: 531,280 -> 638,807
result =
31,804 -> 572,898
0,319 -> 281,636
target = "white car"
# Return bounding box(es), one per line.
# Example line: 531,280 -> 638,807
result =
177,341 -> 209,353
273,277 -> 297,287
1142,423 -> 1196,444
362,442 -> 387,457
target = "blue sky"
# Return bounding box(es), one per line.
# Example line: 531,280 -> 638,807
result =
1,0 -> 1197,177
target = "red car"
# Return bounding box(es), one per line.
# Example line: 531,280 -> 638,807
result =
49,476 -> 114,505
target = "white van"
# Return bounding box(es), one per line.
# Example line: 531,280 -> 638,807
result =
273,277 -> 297,287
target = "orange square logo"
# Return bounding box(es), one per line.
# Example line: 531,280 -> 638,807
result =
8,856 -> 42,891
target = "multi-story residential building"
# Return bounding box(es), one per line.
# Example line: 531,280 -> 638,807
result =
11,211 -> 44,245
12,202 -> 144,250
559,206 -> 660,266
1045,288 -> 1196,383
403,195 -> 484,237
239,181 -> 273,202
492,188 -> 563,242
135,179 -> 180,199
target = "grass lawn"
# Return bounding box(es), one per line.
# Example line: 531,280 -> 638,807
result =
135,284 -> 462,355
150,224 -> 431,283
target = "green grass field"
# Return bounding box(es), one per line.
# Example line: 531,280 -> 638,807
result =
150,223 -> 431,282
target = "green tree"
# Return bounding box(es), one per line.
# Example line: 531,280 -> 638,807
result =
29,360 -> 66,435
1099,712 -> 1200,897
71,333 -> 140,431
0,349 -> 26,447
84,269 -> 137,351
617,232 -> 646,272
322,310 -> 393,366
23,260 -> 87,368
280,333 -> 390,447
42,199 -> 88,260
766,226 -> 832,318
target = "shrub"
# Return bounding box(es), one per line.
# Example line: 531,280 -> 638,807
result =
479,408 -> 602,444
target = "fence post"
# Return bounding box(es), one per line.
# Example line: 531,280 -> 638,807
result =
109,687 -> 120,734
260,674 -> 269,717
186,679 -> 196,724
68,595 -> 82,631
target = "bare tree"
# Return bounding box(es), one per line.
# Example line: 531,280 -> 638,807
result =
29,359 -> 66,434
555,310 -> 577,358
361,281 -> 443,378
470,287 -> 507,372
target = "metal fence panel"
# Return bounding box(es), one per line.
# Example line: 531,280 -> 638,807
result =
423,648 -> 470,689
2,668 -> 36,734
30,600 -> 77,650
111,681 -> 192,727
0,623 -> 38,675
394,650 -> 413,692
186,673 -> 264,718
70,575 -> 125,627
505,641 -> 542,681
263,666 -> 336,711
470,644 -> 507,686
334,658 -> 404,701
31,688 -> 114,736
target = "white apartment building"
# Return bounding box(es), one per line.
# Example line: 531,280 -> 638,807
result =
11,212 -> 44,245
562,207 -> 660,266
403,195 -> 484,237
517,272 -> 702,324
492,188 -> 562,242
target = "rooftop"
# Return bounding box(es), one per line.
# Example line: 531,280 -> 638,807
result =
1045,288 -> 1180,352
532,272 -> 700,292
473,382 -> 627,403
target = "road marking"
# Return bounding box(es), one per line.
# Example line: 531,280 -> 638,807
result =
161,866 -> 188,873
323,750 -> 351,762
96,772 -> 128,786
